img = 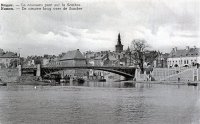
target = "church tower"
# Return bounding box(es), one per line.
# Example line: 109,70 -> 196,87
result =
115,33 -> 123,53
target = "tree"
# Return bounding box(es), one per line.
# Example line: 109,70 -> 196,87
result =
131,39 -> 148,73
9,59 -> 18,68
19,57 -> 25,65
144,50 -> 159,65
35,58 -> 42,65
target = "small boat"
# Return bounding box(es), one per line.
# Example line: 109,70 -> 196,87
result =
124,82 -> 134,87
0,82 -> 7,86
77,78 -> 85,84
60,79 -> 69,83
0,79 -> 7,86
98,79 -> 106,82
187,82 -> 198,86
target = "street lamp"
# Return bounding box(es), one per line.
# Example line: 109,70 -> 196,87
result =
18,48 -> 21,66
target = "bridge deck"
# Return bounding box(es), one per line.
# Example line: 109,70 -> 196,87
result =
21,65 -> 137,78
22,66 -> 137,69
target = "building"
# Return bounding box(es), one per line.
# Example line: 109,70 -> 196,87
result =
85,33 -> 136,67
93,54 -> 107,66
42,58 -> 50,66
59,49 -> 86,66
46,49 -> 88,77
115,33 -> 123,53
0,51 -> 19,68
153,52 -> 169,68
167,46 -> 200,68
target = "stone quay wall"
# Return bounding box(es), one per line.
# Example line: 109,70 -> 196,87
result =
0,68 -> 19,82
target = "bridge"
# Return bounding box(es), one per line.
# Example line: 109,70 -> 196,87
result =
20,65 -> 137,79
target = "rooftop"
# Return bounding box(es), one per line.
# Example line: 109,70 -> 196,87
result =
0,52 -> 18,58
168,47 -> 199,58
59,49 -> 85,61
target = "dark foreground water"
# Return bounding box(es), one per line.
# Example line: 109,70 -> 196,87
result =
0,82 -> 200,124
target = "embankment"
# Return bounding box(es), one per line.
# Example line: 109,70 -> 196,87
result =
0,68 -> 18,82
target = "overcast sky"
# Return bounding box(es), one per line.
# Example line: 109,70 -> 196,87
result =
0,0 -> 200,56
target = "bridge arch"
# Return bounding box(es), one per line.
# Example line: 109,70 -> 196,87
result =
21,65 -> 136,79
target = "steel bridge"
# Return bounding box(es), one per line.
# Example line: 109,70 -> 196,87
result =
21,65 -> 137,79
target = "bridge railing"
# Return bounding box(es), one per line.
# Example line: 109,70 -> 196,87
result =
42,65 -> 137,69
21,63 -> 137,70
43,63 -> 136,68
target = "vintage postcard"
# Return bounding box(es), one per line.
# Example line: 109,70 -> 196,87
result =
0,0 -> 200,124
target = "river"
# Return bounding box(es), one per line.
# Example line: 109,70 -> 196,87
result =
0,82 -> 200,124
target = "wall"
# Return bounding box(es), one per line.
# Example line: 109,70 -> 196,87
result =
152,67 -> 200,81
0,68 -> 18,82
151,68 -> 178,81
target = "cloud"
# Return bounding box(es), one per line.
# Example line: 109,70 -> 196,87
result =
0,0 -> 200,56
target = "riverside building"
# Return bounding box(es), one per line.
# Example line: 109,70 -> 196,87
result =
167,46 -> 200,68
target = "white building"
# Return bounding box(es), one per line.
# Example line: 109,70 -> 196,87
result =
167,46 -> 200,67
42,58 -> 50,66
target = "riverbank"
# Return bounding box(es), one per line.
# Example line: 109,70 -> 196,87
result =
7,81 -> 53,86
0,68 -> 18,82
122,80 -> 200,85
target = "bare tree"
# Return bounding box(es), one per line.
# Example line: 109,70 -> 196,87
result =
131,39 -> 148,73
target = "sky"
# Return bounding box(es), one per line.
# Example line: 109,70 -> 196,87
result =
0,0 -> 200,57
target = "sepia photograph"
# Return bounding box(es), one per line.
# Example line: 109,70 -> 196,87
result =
0,0 -> 200,123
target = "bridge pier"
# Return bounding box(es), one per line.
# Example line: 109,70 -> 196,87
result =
70,77 -> 73,86
36,64 -> 41,77
18,65 -> 22,76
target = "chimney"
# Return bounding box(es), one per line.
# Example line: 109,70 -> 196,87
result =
186,46 -> 189,50
194,46 -> 196,49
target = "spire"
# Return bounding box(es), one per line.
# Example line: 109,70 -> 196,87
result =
126,46 -> 130,52
115,33 -> 123,53
117,33 -> 121,45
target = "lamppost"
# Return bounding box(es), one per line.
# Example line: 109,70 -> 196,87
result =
18,48 -> 21,66
129,51 -> 131,66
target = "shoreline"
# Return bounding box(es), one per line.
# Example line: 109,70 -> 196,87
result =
122,80 -> 200,85
2,80 -> 199,86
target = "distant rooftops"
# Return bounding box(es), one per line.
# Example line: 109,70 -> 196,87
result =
59,49 -> 85,61
0,51 -> 19,58
168,46 -> 199,58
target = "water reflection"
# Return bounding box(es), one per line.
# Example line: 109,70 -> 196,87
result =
60,81 -> 153,88
0,82 -> 200,124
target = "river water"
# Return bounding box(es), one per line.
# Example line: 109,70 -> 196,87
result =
0,82 -> 200,124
